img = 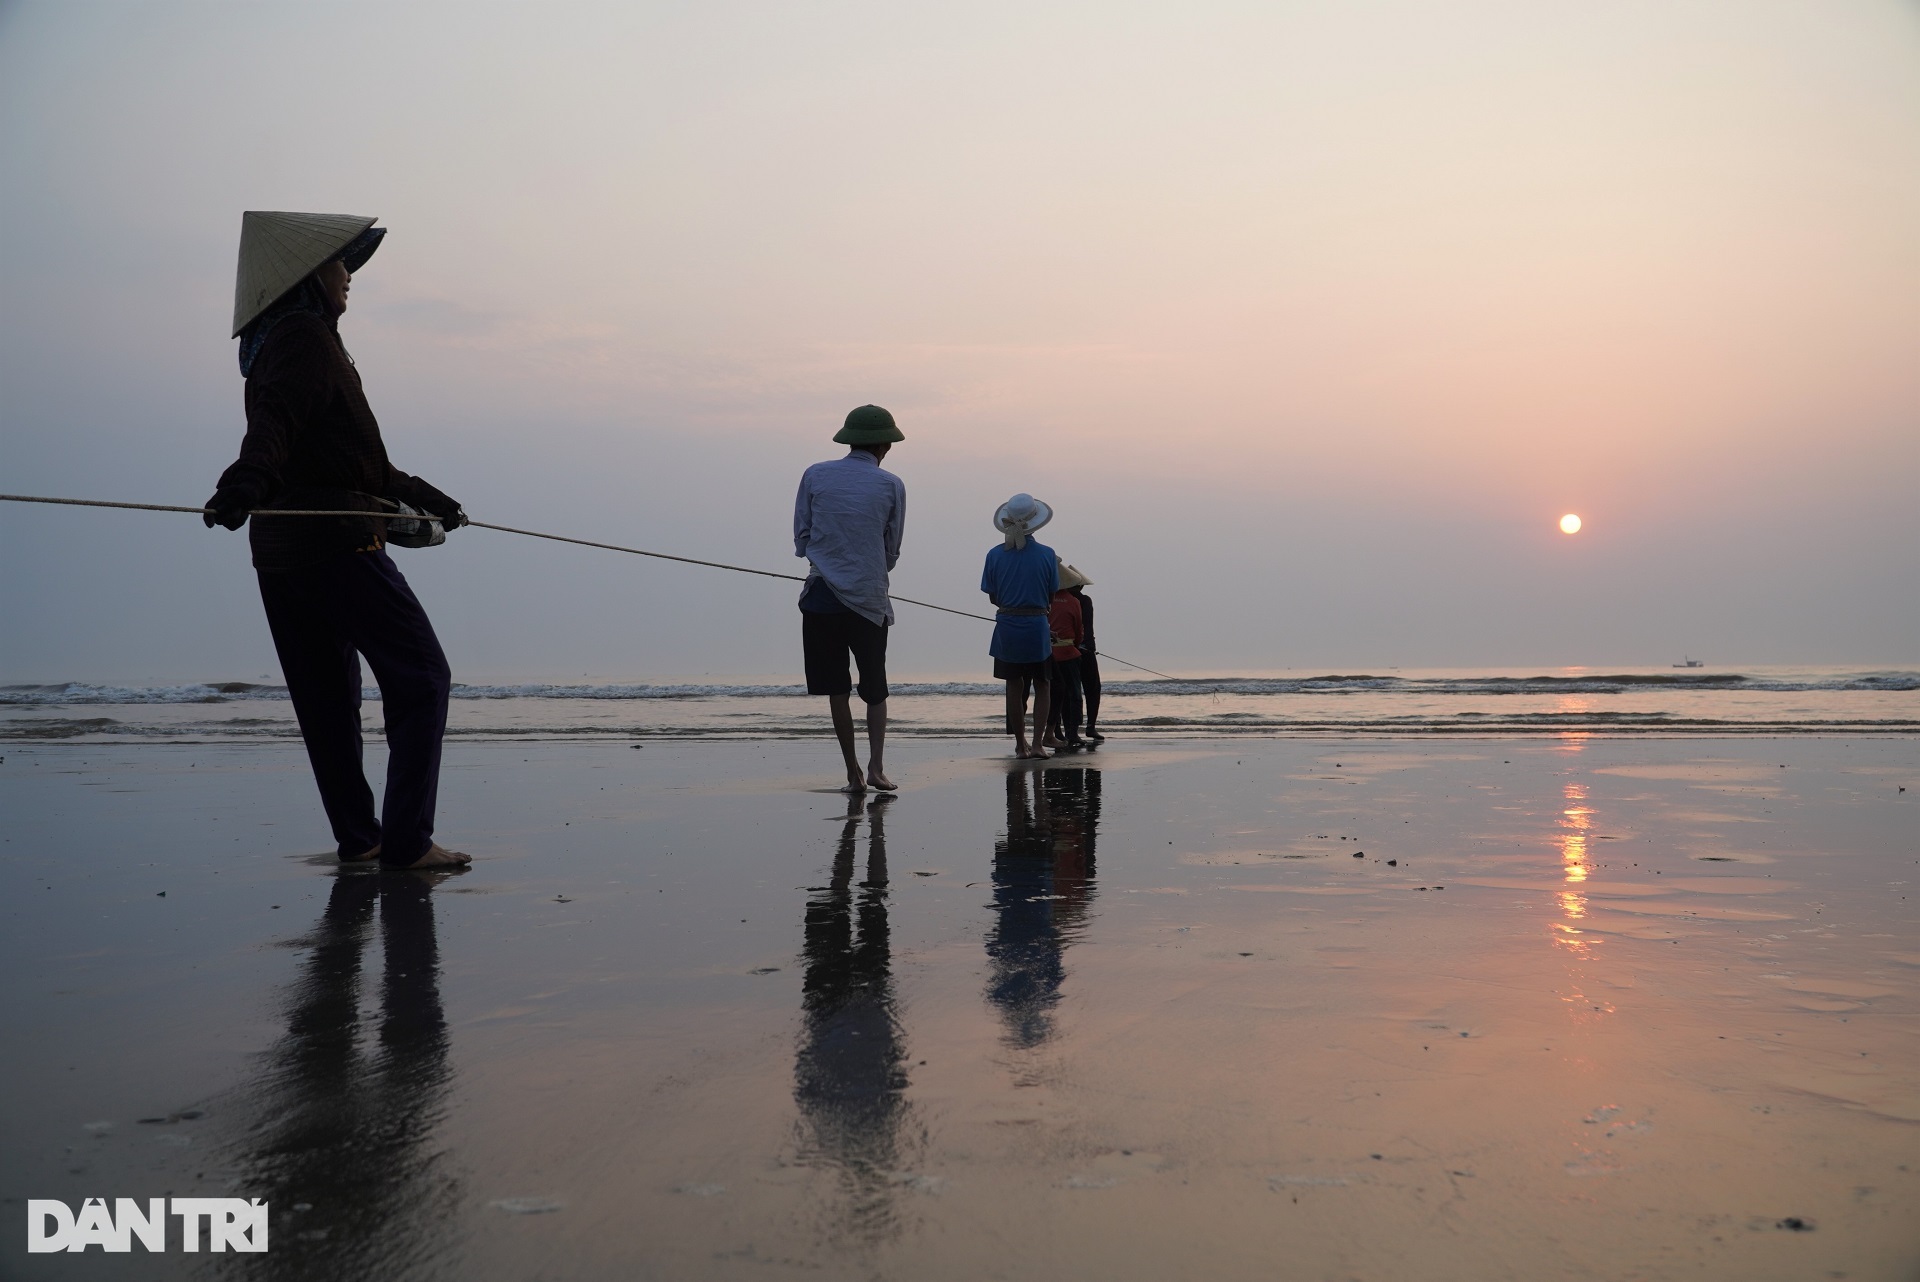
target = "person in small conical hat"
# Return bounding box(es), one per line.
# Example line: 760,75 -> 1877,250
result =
1064,565 -> 1104,742
205,212 -> 470,870
1045,562 -> 1091,750
981,494 -> 1058,759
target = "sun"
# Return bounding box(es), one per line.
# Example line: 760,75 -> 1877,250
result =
1559,513 -> 1582,535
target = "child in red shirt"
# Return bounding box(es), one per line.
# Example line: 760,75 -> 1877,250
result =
1042,564 -> 1089,750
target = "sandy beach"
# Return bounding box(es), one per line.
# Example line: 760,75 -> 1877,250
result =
3,735 -> 1915,1279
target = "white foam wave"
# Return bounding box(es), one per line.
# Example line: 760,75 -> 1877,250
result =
5,670 -> 1916,707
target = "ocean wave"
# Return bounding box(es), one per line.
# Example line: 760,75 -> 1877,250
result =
6,671 -> 1917,706
0,683 -> 287,705
7,715 -> 1917,743
1113,672 -> 1920,696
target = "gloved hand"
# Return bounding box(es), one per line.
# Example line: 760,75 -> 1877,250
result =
203,489 -> 250,530
401,480 -> 464,532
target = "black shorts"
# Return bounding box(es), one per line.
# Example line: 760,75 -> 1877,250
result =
993,658 -> 1051,680
803,610 -> 889,703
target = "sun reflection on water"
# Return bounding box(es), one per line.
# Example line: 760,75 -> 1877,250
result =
1554,693 -> 1595,754
1550,769 -> 1614,1027
1553,780 -> 1596,961
1561,783 -> 1591,884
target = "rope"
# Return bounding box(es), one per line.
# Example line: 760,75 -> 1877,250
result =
0,492 -> 1181,680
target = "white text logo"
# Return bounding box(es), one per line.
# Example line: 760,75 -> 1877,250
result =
26,1198 -> 269,1253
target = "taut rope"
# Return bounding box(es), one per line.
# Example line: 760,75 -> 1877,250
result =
0,492 -> 1180,680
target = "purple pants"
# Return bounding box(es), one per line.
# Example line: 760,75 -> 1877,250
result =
257,549 -> 451,866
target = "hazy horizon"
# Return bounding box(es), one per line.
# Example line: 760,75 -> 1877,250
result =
6,662 -> 1917,693
4,1 -> 1917,684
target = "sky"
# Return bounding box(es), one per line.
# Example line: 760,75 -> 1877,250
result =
2,0 -> 1917,683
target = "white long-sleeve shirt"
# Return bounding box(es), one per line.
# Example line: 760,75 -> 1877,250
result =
792,450 -> 906,626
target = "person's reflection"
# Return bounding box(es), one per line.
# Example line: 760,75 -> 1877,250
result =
793,794 -> 918,1244
225,870 -> 460,1274
984,766 -> 1101,1050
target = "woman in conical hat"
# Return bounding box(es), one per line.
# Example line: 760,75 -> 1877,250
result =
205,212 -> 471,870
981,494 -> 1059,758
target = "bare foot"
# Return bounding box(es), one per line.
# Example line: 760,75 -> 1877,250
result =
867,766 -> 897,791
392,843 -> 472,870
342,843 -> 381,863
1041,735 -> 1065,749
841,773 -> 868,795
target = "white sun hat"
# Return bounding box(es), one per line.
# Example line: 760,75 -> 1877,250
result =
231,211 -> 383,336
1057,562 -> 1092,590
993,493 -> 1053,549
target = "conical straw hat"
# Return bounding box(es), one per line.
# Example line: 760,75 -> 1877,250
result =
231,211 -> 378,335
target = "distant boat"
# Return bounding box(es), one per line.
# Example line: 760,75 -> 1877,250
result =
1673,657 -> 1705,669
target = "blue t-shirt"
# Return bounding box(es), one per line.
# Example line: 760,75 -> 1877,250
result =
981,540 -> 1058,663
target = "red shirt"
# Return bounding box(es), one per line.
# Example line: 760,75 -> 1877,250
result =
1049,590 -> 1084,661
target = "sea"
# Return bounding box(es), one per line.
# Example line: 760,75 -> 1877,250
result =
3,665 -> 1915,742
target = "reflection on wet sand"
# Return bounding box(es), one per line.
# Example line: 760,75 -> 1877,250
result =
221,872 -> 460,1278
1553,780 -> 1594,959
985,767 -> 1101,1054
1550,775 -> 1621,1034
792,795 -> 922,1245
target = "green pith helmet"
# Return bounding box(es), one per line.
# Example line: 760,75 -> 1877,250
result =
833,404 -> 904,445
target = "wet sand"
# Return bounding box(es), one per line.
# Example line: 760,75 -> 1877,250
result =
2,737 -> 1916,1280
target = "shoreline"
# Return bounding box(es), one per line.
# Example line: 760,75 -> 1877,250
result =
6,725 -> 1920,744
9,664 -> 1915,745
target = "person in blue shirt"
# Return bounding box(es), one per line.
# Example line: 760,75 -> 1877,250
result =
981,494 -> 1059,759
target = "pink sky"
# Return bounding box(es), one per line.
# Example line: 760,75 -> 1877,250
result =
2,1 -> 1916,677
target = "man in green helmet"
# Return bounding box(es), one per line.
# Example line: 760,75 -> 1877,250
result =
792,405 -> 907,793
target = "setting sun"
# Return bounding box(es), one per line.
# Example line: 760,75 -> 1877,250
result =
1559,513 -> 1583,535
